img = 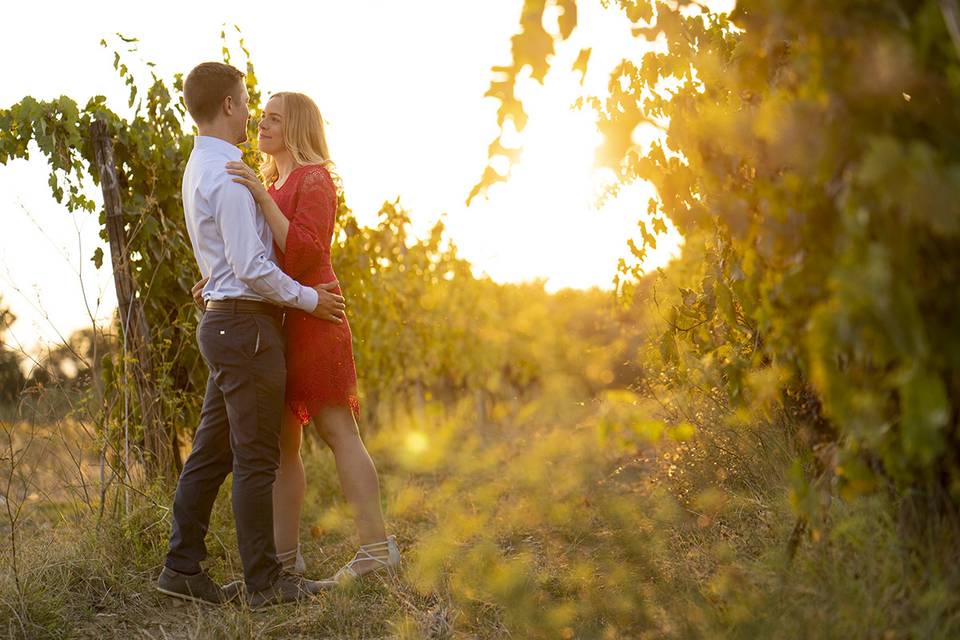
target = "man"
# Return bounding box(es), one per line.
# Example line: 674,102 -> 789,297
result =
156,61 -> 342,610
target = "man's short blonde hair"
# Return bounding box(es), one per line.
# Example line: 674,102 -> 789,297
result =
183,62 -> 244,124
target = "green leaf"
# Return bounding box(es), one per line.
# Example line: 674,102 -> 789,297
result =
659,330 -> 678,364
900,370 -> 950,466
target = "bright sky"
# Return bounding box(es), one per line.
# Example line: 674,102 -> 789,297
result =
0,0 -> 701,355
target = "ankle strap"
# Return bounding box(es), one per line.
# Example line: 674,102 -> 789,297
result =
359,540 -> 390,550
276,546 -> 300,561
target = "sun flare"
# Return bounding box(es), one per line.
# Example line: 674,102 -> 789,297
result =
449,6 -> 683,292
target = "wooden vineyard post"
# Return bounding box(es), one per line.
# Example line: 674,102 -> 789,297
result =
90,119 -> 177,483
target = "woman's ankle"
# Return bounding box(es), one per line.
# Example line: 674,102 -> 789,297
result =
276,544 -> 301,570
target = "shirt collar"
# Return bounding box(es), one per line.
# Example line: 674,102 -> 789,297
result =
193,135 -> 243,161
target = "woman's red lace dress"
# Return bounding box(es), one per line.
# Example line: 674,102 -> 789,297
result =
268,164 -> 359,425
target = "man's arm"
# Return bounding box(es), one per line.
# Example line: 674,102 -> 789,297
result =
211,179 -> 336,317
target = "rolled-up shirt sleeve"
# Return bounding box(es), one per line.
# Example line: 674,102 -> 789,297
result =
212,180 -> 319,313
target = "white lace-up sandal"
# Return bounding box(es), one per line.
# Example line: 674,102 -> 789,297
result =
276,546 -> 307,575
328,535 -> 401,585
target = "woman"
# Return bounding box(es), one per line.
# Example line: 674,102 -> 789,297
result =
224,91 -> 399,584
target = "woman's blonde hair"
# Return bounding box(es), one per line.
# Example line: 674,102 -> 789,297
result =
259,92 -> 335,187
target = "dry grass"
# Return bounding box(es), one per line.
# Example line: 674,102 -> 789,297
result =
2,394 -> 958,639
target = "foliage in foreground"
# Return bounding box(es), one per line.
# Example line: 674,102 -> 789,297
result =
482,0 -> 960,508
2,390 -> 958,639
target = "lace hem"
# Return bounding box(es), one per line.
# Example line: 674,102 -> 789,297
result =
289,395 -> 361,426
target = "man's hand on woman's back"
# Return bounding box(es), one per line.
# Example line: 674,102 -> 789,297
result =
312,281 -> 346,324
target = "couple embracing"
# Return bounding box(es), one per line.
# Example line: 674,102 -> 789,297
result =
156,62 -> 399,610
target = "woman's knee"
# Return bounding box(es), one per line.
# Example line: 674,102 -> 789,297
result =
316,408 -> 360,448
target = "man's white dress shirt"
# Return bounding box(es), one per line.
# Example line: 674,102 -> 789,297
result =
182,135 -> 319,312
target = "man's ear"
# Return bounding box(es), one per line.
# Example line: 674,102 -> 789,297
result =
222,94 -> 234,117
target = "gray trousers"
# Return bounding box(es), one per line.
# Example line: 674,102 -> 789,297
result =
165,310 -> 286,592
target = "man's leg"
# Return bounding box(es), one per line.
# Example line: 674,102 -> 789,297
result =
211,313 -> 286,593
165,372 -> 233,574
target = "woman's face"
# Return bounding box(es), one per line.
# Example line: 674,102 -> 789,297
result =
257,96 -> 285,155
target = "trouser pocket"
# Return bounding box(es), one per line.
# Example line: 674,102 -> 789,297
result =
198,312 -> 262,364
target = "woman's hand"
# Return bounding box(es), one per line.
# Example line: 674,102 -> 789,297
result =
226,161 -> 269,205
192,276 -> 209,307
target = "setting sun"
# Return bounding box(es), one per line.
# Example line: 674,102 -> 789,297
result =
450,0 -> 683,291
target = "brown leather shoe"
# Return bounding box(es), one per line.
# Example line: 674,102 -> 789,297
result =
156,567 -> 238,605
247,571 -> 327,611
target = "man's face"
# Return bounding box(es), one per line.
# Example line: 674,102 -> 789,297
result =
233,83 -> 250,144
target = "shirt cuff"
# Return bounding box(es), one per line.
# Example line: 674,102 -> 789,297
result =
295,285 -> 319,314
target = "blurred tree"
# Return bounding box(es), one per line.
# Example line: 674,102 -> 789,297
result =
479,0 -> 960,501
26,327 -> 117,391
0,298 -> 25,406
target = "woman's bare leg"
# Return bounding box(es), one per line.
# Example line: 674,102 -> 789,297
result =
315,406 -> 388,573
273,406 -> 305,567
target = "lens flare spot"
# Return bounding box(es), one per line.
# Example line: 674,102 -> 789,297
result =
405,431 -> 429,455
